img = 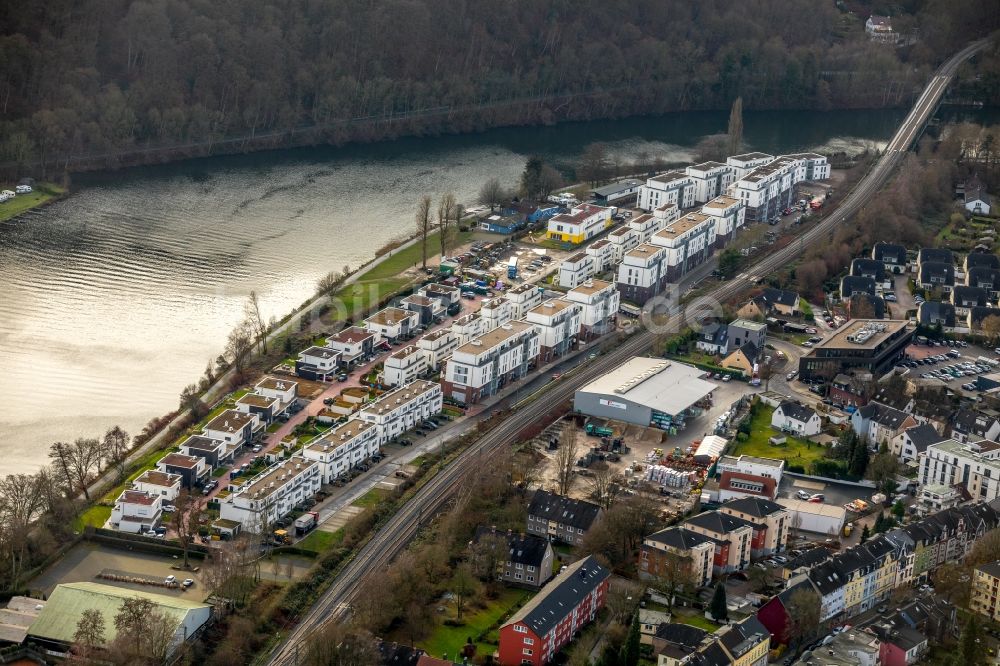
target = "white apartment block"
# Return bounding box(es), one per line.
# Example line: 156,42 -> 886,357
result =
566,279 -> 620,340
716,454 -> 785,486
417,329 -> 458,370
220,456 -> 322,531
506,283 -> 545,320
301,418 -> 380,483
726,152 -> 775,180
255,376 -> 298,407
109,490 -> 163,533
326,326 -> 378,364
546,204 -> 613,244
382,344 -> 428,387
479,297 -> 513,331
364,307 -> 420,342
628,212 -> 668,243
586,239 -> 614,273
701,195 -> 746,248
650,211 -> 717,282
526,299 -> 582,362
559,252 -> 596,289
359,379 -> 443,443
133,470 -> 182,503
638,170 -> 696,212
729,153 -> 830,224
442,321 -> 540,404
451,313 -> 489,345
297,346 -> 341,378
607,226 -> 641,264
919,438 -> 1000,503
685,161 -> 736,204
616,243 -> 666,305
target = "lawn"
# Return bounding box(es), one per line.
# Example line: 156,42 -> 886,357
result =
418,588 -> 532,660
296,528 -> 344,554
0,183 -> 66,223
351,488 -> 388,508
72,504 -> 112,532
672,610 -> 721,632
100,444 -> 181,504
728,405 -> 827,470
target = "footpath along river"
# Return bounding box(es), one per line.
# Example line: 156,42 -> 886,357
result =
0,108 -> 913,472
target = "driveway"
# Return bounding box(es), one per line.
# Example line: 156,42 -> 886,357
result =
888,273 -> 914,318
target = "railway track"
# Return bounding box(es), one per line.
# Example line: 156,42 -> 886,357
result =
266,37 -> 990,665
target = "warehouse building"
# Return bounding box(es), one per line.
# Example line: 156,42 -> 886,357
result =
573,357 -> 715,430
775,498 -> 847,536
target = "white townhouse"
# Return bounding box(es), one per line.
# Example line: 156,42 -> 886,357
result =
607,226 -> 641,264
685,161 -> 736,204
559,252 -> 596,289
220,456 -> 322,531
235,392 -> 281,425
255,376 -> 298,408
701,195 -> 746,249
566,279 -> 620,340
505,283 -> 545,320
638,170 -> 696,211
585,239 -> 615,273
296,345 -> 341,381
417,329 -> 459,370
726,152 -> 775,180
546,203 -> 613,244
627,212 -> 668,243
442,321 -> 540,404
157,453 -> 210,490
729,153 -> 830,224
479,297 -> 513,331
203,409 -> 260,449
383,344 -> 429,387
132,470 -> 182,503
526,299 -> 582,363
364,307 -> 420,342
359,379 -> 443,444
650,212 -> 717,282
451,313 -> 489,345
109,490 -> 163,534
301,418 -> 380,483
616,243 -> 667,305
326,326 -> 378,364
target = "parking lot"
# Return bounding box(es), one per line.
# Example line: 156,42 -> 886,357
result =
897,338 -> 1000,394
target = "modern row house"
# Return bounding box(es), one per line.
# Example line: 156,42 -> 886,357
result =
649,211 -> 717,281
442,321 -> 540,404
729,153 -> 829,223
566,279 -> 620,340
219,456 -> 322,531
358,379 -> 443,444
638,170 -> 696,212
525,299 -> 581,363
301,418 -> 380,484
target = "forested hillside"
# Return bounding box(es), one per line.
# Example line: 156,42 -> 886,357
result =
0,0 -> 995,173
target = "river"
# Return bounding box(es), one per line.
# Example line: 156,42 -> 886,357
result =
0,108 -> 915,473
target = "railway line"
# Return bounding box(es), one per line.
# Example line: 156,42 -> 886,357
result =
266,37 -> 991,665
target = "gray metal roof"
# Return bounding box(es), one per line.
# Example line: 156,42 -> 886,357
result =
576,357 -> 715,416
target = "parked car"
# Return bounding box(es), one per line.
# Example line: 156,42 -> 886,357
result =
182,578 -> 195,588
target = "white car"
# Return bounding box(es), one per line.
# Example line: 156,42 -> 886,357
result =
164,575 -> 176,585
15,184 -> 31,194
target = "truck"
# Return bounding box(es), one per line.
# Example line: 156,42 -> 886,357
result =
810,196 -> 824,210
507,256 -> 519,279
273,529 -> 292,545
843,522 -> 854,537
585,423 -> 614,437
294,511 -> 319,536
871,492 -> 887,506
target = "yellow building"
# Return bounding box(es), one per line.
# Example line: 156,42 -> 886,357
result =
971,561 -> 1000,623
546,204 -> 613,244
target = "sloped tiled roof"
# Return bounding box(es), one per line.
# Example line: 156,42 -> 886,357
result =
528,490 -> 602,531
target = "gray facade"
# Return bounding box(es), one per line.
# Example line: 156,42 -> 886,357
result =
573,390 -> 653,427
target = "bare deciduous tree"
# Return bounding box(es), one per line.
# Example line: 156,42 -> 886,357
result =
108,597 -> 175,665
102,425 -> 131,482
450,562 -> 479,620
554,428 -> 579,495
224,318 -> 255,378
245,290 -> 268,354
72,608 -> 106,661
171,489 -> 200,569
587,462 -> 620,509
479,177 -> 505,212
302,623 -> 379,666
0,473 -> 46,587
416,195 -> 432,270
438,192 -> 457,259
727,96 -> 743,156
48,438 -> 101,500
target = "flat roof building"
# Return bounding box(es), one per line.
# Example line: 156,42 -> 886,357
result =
798,319 -> 911,381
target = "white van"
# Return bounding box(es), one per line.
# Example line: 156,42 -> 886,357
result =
0,192 -> 10,203
15,184 -> 31,194
1,190 -> 14,199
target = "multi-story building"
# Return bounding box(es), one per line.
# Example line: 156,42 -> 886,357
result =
566,279 -> 620,340
545,204 -> 613,244
526,490 -> 603,545
255,376 -> 298,408
506,283 -> 545,320
701,195 -> 746,249
617,243 -> 667,305
358,379 -> 443,444
726,152 -> 775,180
364,307 -> 420,342
156,453 -> 209,490
203,409 -> 260,450
473,526 -> 554,589
607,225 -> 641,263
891,423 -> 945,464
400,293 -> 445,327
442,321 -> 540,404
638,170 -> 696,212
382,345 -> 428,387
683,510 -> 754,575
919,438 -> 1000,502
971,560 -> 1000,623
295,346 -> 341,381
132,470 -> 182,503
235,392 -> 281,424
685,161 -> 736,204
178,434 -> 233,470
451,313 -> 489,345
219,456 -> 321,531
525,299 -> 581,363
585,239 -> 615,273
108,490 -> 163,533
628,211 -> 670,243
417,329 -> 458,370
716,454 -> 785,485
638,526 -> 714,588
727,319 -> 767,356
479,297 -> 513,331
729,154 -> 828,224
301,418 -> 380,483
851,401 -> 918,448
872,242 -> 908,274
798,319 -> 912,381
650,212 -> 717,282
558,252 -> 595,289
718,497 -> 790,558
326,326 -> 378,365
498,556 -> 610,666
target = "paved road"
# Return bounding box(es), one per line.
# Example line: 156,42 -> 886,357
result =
265,39 -> 991,665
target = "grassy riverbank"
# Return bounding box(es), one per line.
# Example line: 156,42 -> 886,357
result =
0,183 -> 67,223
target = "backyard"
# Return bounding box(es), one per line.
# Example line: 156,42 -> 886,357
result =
412,587 -> 532,661
728,404 -> 827,471
295,528 -> 344,555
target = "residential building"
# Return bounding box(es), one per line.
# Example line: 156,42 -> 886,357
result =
712,615 -> 770,666
421,283 -> 461,311
872,242 -> 907,274
383,345 -> 428,387
451,313 -> 489,346
295,346 -> 341,381
498,556 -> 610,666
566,279 -> 620,340
866,14 -> 897,42
917,301 -> 956,328
716,454 -> 785,484
156,453 -> 209,490
638,527 -> 714,588
203,409 -> 260,450
628,212 -> 667,243
683,510 -> 754,574
255,376 -> 298,409
795,631 -> 880,666
772,401 -> 822,436
327,326 -> 378,365
132,470 -> 182,503
506,283 -> 545,320
638,170 -> 696,212
220,455 -> 321,531
867,618 -> 930,666
916,483 -> 962,514
359,379 -> 443,444
617,243 -> 667,305
950,408 -> 1000,443
918,261 -> 955,293
971,560 -> 1000,623
558,252 -> 595,289
798,319 -> 912,381
607,226 -> 641,263
850,293 -> 887,320
235,392 -> 281,424
526,299 -> 581,362
526,490 -> 603,545
965,183 -> 992,215
919,438 -> 1000,501
650,212 -> 717,281
442,321 -> 540,404
851,258 -> 887,281
965,252 -> 1000,273
759,287 -> 800,316
726,152 -> 775,180
400,294 -> 445,327
473,527 -> 554,588
757,581 -> 824,644
417,329 -> 458,371
967,267 -> 1000,299
108,490 -> 162,533
545,204 -> 613,244
968,306 -> 1000,332
726,319 -> 767,356
695,322 -> 728,355
650,623 -> 709,666
721,341 -> 760,376
718,497 -> 790,557
840,275 -> 877,298
301,418 -> 380,483
178,434 -> 232,470
586,239 -> 615,273
951,285 -> 989,317
851,401 -> 918,448
729,155 -> 800,224
917,247 -> 953,268
700,194 -> 745,248
365,307 -> 420,342
891,423 -> 945,464
685,161 -> 736,204
480,297 -> 513,331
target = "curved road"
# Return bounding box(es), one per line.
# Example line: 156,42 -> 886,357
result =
266,38 -> 991,665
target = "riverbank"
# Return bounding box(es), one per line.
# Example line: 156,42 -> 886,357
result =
0,183 -> 67,223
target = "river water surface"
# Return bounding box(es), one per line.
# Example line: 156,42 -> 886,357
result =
0,109 -> 909,472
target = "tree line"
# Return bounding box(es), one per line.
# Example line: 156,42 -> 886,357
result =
1,0 -> 997,175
